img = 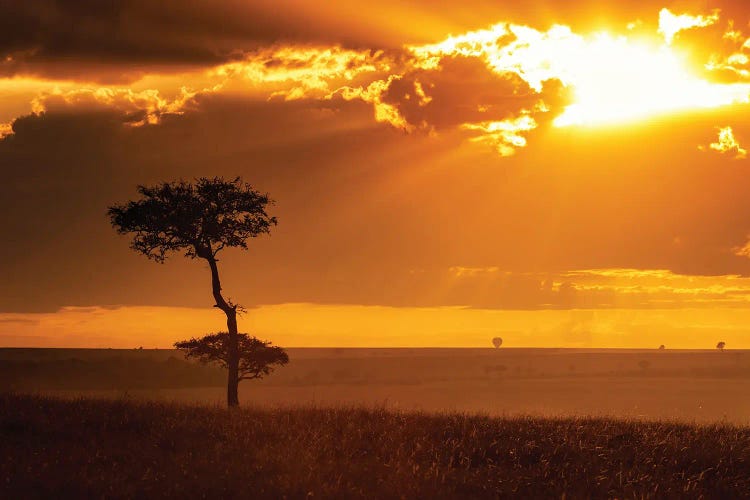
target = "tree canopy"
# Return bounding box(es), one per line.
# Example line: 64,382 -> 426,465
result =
175,333 -> 289,382
108,177 -> 276,262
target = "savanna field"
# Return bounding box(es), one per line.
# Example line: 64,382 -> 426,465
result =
3,348 -> 750,498
2,393 -> 750,499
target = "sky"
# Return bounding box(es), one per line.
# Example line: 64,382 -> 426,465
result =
2,0 -> 750,348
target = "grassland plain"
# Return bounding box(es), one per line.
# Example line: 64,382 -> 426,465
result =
4,348 -> 750,423
2,393 -> 750,499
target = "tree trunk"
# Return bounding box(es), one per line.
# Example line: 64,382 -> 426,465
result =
226,309 -> 240,408
206,254 -> 240,408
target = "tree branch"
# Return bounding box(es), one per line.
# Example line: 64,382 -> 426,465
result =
206,255 -> 233,313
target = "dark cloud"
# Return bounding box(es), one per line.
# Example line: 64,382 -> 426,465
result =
4,0 -> 745,82
380,56 -> 569,131
0,0 -> 391,82
0,0 -> 464,82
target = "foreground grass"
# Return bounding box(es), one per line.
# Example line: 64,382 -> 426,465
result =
1,394 -> 749,498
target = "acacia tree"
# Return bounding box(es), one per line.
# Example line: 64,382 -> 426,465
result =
175,333 -> 288,385
108,177 -> 277,407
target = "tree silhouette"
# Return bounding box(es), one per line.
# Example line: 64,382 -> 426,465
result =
108,177 -> 277,407
175,333 -> 288,383
717,341 -> 726,351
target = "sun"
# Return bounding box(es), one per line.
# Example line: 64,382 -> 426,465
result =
410,8 -> 750,129
551,32 -> 750,127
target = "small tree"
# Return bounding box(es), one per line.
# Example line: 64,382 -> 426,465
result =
175,333 -> 288,386
658,345 -> 665,350
717,341 -> 726,351
108,177 -> 276,407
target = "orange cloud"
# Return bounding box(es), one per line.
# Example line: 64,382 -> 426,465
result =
700,126 -> 747,159
332,75 -> 414,131
444,267 -> 750,309
733,238 -> 750,259
461,115 -> 538,157
214,46 -> 391,100
658,8 -> 720,45
2,7 -> 750,157
30,86 -> 201,126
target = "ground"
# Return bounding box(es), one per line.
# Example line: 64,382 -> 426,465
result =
2,393 -> 749,498
2,347 -> 749,423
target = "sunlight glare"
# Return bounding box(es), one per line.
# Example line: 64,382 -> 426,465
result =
410,9 -> 750,128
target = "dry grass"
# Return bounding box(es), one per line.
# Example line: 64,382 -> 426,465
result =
2,394 -> 750,498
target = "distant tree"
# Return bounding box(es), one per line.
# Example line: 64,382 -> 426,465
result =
658,345 -> 665,350
492,337 -> 503,348
175,333 -> 288,386
717,341 -> 726,351
108,177 -> 277,407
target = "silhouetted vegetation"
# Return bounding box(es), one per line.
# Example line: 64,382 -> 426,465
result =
175,332 -> 288,384
718,341 -> 727,351
0,354 -> 224,391
2,393 -> 750,498
108,177 -> 277,407
4,349 -> 750,395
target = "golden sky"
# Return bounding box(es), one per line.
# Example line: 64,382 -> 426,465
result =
2,1 -> 750,347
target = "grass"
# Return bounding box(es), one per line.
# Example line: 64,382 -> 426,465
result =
2,394 -> 750,498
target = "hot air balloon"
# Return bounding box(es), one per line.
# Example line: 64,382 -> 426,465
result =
492,337 -> 503,349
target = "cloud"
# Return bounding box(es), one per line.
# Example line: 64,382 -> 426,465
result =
449,267 -> 501,278
214,46 -> 393,100
461,115 -> 539,157
382,56 -> 561,127
1,43 -> 561,155
329,55 -> 566,152
0,45 -> 391,133
658,8 -> 720,45
733,238 -> 750,259
700,126 -> 747,158
0,1 -> 227,81
446,267 -> 750,309
695,18 -> 750,84
3,6 -> 750,156
29,86 -> 201,126
332,75 -> 414,131
0,0 -> 407,83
